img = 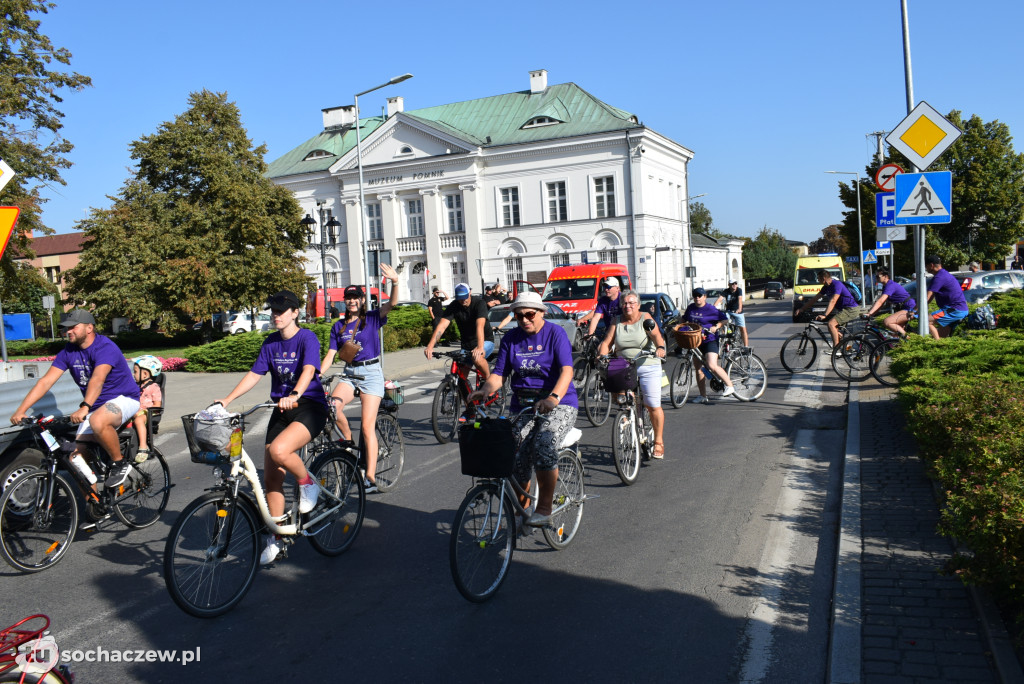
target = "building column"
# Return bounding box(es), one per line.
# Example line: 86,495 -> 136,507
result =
379,192 -> 400,246
342,198 -> 363,287
460,183 -> 483,289
421,186 -> 443,297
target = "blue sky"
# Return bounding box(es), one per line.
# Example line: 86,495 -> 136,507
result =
31,0 -> 1024,245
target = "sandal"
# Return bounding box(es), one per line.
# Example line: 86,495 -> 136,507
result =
652,442 -> 665,460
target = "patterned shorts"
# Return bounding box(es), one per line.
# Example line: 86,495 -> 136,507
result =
512,404 -> 577,483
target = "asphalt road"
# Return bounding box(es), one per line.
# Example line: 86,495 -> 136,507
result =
0,299 -> 853,683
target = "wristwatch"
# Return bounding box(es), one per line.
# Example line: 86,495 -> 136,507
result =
288,391 -> 299,397
548,392 -> 560,401
79,401 -> 92,410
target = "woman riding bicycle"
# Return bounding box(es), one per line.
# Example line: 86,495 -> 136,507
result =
468,291 -> 577,528
214,290 -> 329,564
319,262 -> 400,493
864,267 -> 916,337
683,287 -> 735,404
597,289 -> 668,458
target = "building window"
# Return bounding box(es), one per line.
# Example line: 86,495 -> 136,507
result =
450,260 -> 466,289
551,253 -> 569,269
521,116 -> 561,129
366,203 -> 382,240
505,257 -> 524,284
547,181 -> 567,222
45,266 -> 61,284
406,199 -> 424,237
325,271 -> 339,288
594,176 -> 616,218
500,187 -> 520,227
599,249 -> 617,263
445,194 -> 464,233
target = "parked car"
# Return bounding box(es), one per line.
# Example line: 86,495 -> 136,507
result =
763,282 -> 785,300
487,302 -> 578,348
394,301 -> 428,310
638,293 -> 682,353
951,269 -> 1024,298
224,312 -> 271,334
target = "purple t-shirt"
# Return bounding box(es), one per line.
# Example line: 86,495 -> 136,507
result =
594,294 -> 622,322
52,334 -> 141,407
821,279 -> 859,310
493,321 -> 578,411
683,303 -> 727,342
928,268 -> 968,311
251,328 -> 328,405
882,280 -> 916,311
329,310 -> 387,362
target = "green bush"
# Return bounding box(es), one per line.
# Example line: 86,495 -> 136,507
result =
183,331 -> 269,372
388,305 -> 431,331
989,290 -> 1024,330
113,328 -> 213,350
5,338 -> 66,356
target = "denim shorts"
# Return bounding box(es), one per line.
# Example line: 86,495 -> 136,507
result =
340,362 -> 386,397
636,364 -> 663,409
931,306 -> 969,327
727,311 -> 746,328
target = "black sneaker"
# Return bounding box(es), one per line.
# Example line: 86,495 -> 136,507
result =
104,460 -> 134,488
363,478 -> 378,494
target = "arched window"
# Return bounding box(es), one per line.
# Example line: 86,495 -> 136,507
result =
303,149 -> 333,161
395,145 -> 413,157
521,116 -> 561,129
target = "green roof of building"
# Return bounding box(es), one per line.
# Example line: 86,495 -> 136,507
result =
267,82 -> 640,179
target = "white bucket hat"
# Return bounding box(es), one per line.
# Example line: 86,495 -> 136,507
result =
510,291 -> 546,312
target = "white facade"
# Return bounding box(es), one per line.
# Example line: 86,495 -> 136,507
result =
272,73 -> 740,309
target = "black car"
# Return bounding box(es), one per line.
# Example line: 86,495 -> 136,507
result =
639,292 -> 682,353
763,282 -> 785,300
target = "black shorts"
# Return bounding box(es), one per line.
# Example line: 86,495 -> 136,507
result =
698,339 -> 721,356
265,398 -> 329,445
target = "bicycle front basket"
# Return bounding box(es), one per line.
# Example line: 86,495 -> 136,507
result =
184,414 -> 238,463
601,357 -> 637,393
458,418 -> 516,478
672,323 -> 703,350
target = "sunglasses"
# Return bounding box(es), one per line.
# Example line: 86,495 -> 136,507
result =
270,308 -> 288,317
514,309 -> 539,320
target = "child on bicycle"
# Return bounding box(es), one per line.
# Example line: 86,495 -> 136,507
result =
130,355 -> 163,463
215,290 -> 329,565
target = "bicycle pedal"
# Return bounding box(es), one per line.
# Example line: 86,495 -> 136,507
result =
79,513 -> 112,532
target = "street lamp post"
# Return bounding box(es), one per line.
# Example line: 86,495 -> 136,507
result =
302,203 -> 342,317
354,73 -> 413,311
825,171 -> 866,301
683,193 -> 707,295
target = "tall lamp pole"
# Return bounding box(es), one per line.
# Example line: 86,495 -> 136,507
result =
825,171 -> 866,301
354,73 -> 413,310
301,204 -> 341,317
683,193 -> 707,295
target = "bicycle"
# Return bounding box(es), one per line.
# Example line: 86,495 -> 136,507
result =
312,371 -> 405,492
669,324 -> 767,405
779,318 -> 870,374
449,401 -> 586,603
1,614 -> 74,683
599,352 -> 659,485
0,414 -> 172,573
164,403 -> 365,618
830,317 -> 897,382
572,334 -> 613,427
430,350 -> 510,444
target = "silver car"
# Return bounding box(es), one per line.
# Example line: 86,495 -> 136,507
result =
950,269 -> 1024,303
487,302 -> 578,345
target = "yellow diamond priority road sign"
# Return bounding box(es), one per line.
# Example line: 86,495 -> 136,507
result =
0,206 -> 21,260
885,101 -> 962,171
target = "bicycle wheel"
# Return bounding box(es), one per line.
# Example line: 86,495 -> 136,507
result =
780,332 -> 817,373
544,449 -> 585,550
726,351 -> 768,401
371,413 -> 404,493
583,372 -> 612,427
870,337 -> 900,387
0,470 -> 78,573
163,492 -> 260,618
611,409 -> 640,485
831,334 -> 873,382
449,483 -> 515,603
113,449 -> 171,528
639,404 -> 654,460
669,356 -> 695,408
431,380 -> 460,444
306,448 -> 365,556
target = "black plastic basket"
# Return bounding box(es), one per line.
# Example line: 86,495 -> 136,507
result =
458,418 -> 517,478
601,357 -> 638,393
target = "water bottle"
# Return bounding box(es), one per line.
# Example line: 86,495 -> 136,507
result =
70,453 -> 98,485
228,429 -> 243,460
700,365 -> 714,381
198,451 -> 222,465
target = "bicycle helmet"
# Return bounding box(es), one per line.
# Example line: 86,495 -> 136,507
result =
133,355 -> 162,378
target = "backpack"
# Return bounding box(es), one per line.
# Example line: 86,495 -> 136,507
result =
843,280 -> 863,304
967,304 -> 997,330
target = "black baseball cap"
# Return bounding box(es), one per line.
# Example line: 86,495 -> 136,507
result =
692,288 -> 706,298
59,309 -> 96,327
266,290 -> 301,310
344,285 -> 364,299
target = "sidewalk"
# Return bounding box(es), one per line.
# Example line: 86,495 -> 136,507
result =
830,379 -> 1024,683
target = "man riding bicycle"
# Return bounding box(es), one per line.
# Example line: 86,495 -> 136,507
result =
924,254 -> 969,339
796,270 -> 861,347
10,309 -> 141,489
424,283 -> 495,401
714,280 -> 748,347
577,277 -> 623,337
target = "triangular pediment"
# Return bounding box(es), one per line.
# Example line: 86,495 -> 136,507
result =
331,115 -> 474,173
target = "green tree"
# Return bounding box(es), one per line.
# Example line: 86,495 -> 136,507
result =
0,0 -> 91,299
689,201 -> 714,235
65,90 -> 310,331
742,226 -> 797,281
808,224 -> 849,256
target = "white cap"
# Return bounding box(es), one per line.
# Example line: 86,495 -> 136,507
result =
604,277 -> 620,288
510,291 -> 546,312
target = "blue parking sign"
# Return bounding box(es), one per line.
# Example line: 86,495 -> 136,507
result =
876,192 -> 895,227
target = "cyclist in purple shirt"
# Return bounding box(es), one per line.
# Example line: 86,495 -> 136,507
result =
864,267 -> 916,336
925,254 -> 969,339
320,262 -> 400,493
11,309 -> 142,489
683,288 -> 734,403
797,270 -> 862,347
578,277 -> 622,336
469,291 -> 576,529
216,290 -> 329,564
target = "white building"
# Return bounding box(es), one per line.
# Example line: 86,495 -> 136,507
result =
268,70 -> 740,307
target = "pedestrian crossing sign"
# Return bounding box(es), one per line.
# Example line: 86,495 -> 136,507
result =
894,171 -> 952,225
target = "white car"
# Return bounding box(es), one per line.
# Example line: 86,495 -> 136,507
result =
224,312 -> 271,334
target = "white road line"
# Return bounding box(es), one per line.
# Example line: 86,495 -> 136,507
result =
782,352 -> 830,408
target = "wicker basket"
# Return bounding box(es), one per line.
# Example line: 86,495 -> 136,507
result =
672,322 -> 703,349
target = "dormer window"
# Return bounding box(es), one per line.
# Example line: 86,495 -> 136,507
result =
395,145 -> 414,157
522,116 -> 561,129
303,149 -> 333,161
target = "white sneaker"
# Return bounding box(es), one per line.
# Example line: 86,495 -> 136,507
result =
260,537 -> 282,565
298,480 -> 321,514
722,386 -> 735,397
690,395 -> 709,404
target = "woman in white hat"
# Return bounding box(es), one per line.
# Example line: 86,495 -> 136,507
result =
468,291 -> 577,528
